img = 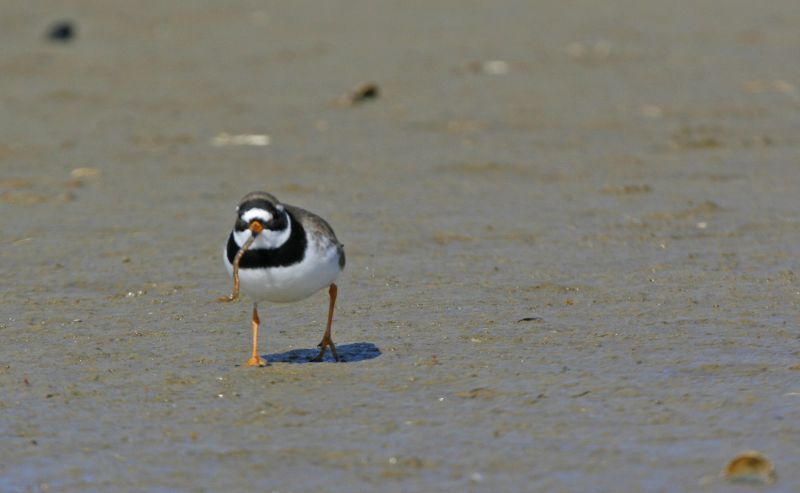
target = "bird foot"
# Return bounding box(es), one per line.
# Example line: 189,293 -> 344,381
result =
311,339 -> 340,362
246,356 -> 267,367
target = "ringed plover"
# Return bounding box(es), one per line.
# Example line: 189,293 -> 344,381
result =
220,191 -> 345,366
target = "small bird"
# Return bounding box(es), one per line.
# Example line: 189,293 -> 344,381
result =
220,191 -> 345,366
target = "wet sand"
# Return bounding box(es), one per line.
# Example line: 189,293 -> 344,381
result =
2,1 -> 800,491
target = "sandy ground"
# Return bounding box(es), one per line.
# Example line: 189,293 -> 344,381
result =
2,1 -> 800,492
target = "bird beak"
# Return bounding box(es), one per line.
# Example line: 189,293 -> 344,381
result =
248,220 -> 264,235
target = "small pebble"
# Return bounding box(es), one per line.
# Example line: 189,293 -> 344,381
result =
210,133 -> 270,147
479,60 -> 510,75
70,167 -> 101,180
46,21 -> 76,42
722,451 -> 776,484
469,472 -> 484,482
337,82 -> 380,106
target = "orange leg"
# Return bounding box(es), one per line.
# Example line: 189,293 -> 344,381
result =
312,284 -> 340,362
247,304 -> 267,367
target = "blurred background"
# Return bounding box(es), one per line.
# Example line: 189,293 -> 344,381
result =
2,1 -> 799,491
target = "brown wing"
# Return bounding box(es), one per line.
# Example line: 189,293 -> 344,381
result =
284,204 -> 346,269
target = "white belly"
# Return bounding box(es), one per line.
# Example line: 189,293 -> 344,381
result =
223,237 -> 341,303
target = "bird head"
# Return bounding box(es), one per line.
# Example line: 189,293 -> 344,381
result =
233,192 -> 290,249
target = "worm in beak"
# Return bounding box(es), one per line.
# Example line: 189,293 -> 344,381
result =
219,221 -> 262,302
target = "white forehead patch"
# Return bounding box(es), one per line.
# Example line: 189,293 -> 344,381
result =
242,208 -> 273,223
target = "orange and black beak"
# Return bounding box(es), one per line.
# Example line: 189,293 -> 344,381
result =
248,219 -> 264,235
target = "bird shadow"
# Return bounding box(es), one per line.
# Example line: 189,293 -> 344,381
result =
265,342 -> 381,364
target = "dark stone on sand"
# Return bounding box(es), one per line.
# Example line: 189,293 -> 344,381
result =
46,20 -> 76,42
